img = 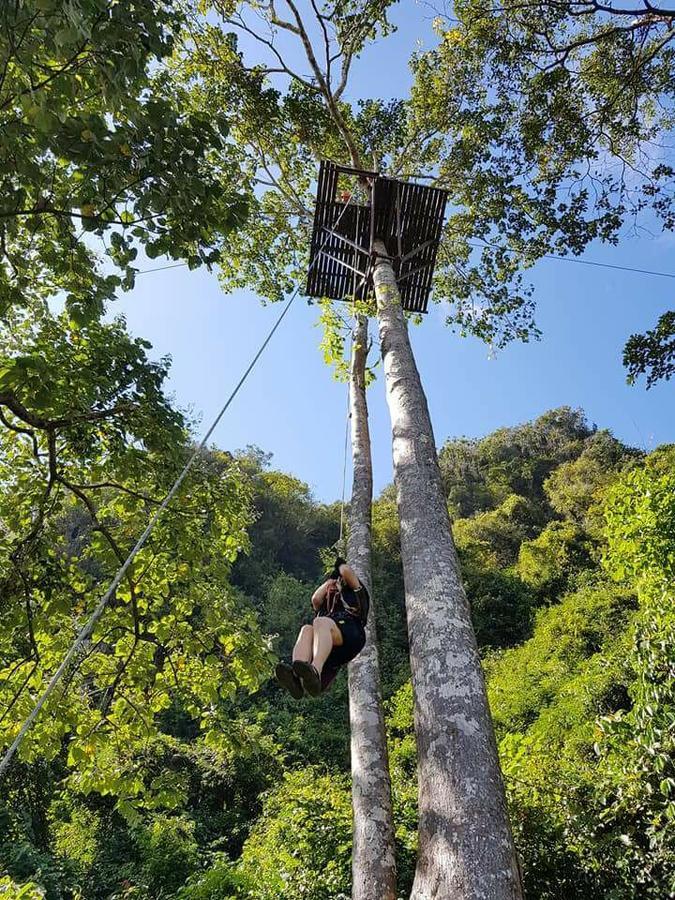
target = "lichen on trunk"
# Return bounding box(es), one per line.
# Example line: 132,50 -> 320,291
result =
372,243 -> 523,900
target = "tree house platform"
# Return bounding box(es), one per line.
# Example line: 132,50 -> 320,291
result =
306,160 -> 448,313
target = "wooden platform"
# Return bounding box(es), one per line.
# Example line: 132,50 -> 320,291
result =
306,160 -> 448,313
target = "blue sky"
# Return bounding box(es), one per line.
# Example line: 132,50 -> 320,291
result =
110,2 -> 675,504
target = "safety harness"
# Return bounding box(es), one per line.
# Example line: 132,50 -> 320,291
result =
319,571 -> 369,627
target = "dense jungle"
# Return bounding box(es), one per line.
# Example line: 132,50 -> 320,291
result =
3,388 -> 673,898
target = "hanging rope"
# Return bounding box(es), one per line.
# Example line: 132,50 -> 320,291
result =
337,202 -> 362,553
337,335 -> 352,550
0,193 -> 358,778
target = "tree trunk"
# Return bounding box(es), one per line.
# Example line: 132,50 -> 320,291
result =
347,314 -> 397,900
372,243 -> 523,900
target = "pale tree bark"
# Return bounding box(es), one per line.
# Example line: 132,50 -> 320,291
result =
346,314 -> 397,900
372,243 -> 523,900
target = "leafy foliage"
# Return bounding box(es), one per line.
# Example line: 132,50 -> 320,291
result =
440,407 -> 593,518
600,451 -> 675,895
0,0 -> 248,324
454,493 -> 542,569
3,399 -> 672,899
516,521 -> 593,597
544,430 -> 639,527
410,0 -> 675,355
0,876 -> 45,899
0,310 -> 270,818
623,310 -> 675,389
238,769 -> 352,900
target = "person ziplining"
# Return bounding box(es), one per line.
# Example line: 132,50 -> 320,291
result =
275,556 -> 369,698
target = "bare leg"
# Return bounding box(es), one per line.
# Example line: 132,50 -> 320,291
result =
293,624 -> 314,664
312,617 -> 343,675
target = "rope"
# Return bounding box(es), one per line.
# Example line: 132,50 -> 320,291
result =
337,340 -> 352,549
0,194 -> 358,778
337,202 -> 362,552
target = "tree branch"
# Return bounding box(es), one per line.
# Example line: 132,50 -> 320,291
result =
0,661 -> 39,727
225,11 -> 320,89
0,390 -> 134,430
70,481 -> 161,505
0,407 -> 39,457
279,0 -> 364,168
58,475 -> 141,638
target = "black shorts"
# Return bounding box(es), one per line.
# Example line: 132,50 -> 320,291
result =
319,614 -> 366,692
325,613 -> 366,668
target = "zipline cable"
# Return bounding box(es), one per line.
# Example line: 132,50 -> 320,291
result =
466,241 -> 675,280
0,195 -> 358,778
136,249 -> 675,282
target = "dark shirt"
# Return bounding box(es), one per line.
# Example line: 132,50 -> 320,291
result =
316,578 -> 364,621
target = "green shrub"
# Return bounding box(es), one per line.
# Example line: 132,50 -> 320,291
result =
0,876 -> 45,899
240,769 -> 352,900
137,817 -> 199,896
177,855 -> 252,899
516,521 -> 592,598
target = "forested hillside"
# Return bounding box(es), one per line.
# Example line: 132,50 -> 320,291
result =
3,394 -> 673,899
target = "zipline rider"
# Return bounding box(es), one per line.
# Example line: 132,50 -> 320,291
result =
275,557 -> 369,697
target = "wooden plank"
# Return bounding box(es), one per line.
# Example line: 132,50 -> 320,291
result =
416,188 -> 445,310
333,163 -> 379,179
402,183 -> 426,309
419,188 -> 447,311
423,190 -> 448,308
421,187 -> 443,309
327,202 -> 341,297
409,185 -> 434,311
306,161 -> 326,295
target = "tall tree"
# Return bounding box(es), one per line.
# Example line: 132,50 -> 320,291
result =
181,8 -> 404,894
180,3 -> 525,896
346,315 -> 396,900
372,243 -> 522,898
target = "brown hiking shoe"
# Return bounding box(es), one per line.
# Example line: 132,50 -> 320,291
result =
275,662 -> 304,700
292,660 -> 322,697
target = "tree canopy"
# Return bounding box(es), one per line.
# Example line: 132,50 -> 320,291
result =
0,0 -> 248,324
410,0 -> 675,373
